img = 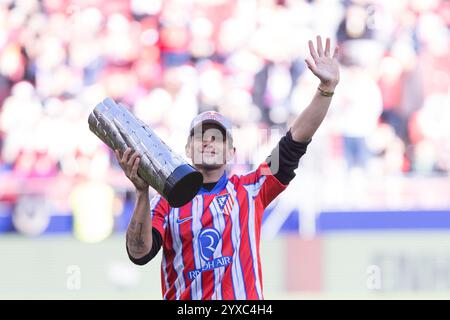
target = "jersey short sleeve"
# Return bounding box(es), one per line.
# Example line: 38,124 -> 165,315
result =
150,194 -> 169,240
239,161 -> 287,208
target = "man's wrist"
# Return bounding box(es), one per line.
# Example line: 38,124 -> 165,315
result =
318,82 -> 337,93
136,188 -> 149,198
317,86 -> 334,97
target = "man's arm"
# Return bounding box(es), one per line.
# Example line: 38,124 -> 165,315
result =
126,189 -> 153,259
115,148 -> 154,261
291,36 -> 340,143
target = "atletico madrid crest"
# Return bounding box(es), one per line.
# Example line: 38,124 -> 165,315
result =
214,193 -> 234,216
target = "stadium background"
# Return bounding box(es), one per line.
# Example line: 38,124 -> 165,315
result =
0,0 -> 449,299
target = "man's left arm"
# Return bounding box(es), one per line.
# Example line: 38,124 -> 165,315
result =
266,36 -> 340,184
290,36 -> 340,143
255,36 -> 340,208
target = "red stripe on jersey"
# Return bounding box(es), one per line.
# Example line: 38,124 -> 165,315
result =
238,167 -> 261,185
200,194 -> 216,300
160,266 -> 166,294
238,162 -> 287,209
235,185 -> 256,299
219,191 -> 236,300
162,218 -> 177,300
255,197 -> 265,299
151,196 -> 169,241
241,183 -> 265,300
178,201 -> 195,300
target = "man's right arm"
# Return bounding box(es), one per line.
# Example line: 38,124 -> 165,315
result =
126,189 -> 153,260
115,148 -> 162,265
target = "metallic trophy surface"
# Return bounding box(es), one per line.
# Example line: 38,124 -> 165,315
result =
88,97 -> 203,207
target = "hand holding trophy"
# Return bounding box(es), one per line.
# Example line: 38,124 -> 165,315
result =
88,98 -> 203,207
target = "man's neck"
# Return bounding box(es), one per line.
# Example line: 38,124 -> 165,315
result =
195,166 -> 226,183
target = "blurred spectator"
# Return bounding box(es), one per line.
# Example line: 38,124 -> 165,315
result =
331,64 -> 383,171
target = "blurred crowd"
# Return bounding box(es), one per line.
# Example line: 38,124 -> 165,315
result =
0,0 -> 449,235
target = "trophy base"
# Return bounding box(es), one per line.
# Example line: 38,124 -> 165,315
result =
163,164 -> 204,208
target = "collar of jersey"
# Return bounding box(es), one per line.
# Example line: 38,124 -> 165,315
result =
197,171 -> 228,196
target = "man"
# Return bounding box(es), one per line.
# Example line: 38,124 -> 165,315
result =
115,36 -> 339,300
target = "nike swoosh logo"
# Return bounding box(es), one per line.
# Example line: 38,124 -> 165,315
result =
176,216 -> 193,224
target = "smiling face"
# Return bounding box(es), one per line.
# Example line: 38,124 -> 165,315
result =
186,123 -> 235,171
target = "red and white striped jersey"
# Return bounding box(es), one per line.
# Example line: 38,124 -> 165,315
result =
150,162 -> 287,300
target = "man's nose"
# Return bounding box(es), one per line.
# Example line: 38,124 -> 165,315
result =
202,135 -> 215,144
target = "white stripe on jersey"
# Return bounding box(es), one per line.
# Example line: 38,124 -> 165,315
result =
226,181 -> 247,300
161,252 -> 170,300
190,196 -> 203,300
149,195 -> 161,220
163,214 -> 168,230
244,180 -> 266,300
153,197 -> 169,300
169,208 -> 186,299
210,196 -> 227,300
250,175 -> 266,196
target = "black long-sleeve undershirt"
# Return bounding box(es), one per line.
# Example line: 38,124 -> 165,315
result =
126,228 -> 162,265
266,129 -> 310,185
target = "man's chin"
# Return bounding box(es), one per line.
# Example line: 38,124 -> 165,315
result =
194,162 -> 225,171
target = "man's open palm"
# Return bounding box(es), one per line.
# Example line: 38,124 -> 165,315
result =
305,36 -> 340,89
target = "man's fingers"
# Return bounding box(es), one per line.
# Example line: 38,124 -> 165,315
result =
308,40 -> 319,63
130,157 -> 140,178
127,151 -> 139,167
316,35 -> 324,57
114,149 -> 120,162
325,37 -> 331,57
305,58 -> 317,75
332,45 -> 339,59
122,147 -> 131,164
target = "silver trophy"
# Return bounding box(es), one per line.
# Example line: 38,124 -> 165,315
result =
88,97 -> 203,207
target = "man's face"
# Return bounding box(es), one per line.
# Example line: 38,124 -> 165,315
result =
186,123 -> 235,170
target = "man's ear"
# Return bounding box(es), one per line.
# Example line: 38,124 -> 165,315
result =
226,146 -> 236,162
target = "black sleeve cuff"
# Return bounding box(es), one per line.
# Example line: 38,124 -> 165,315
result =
126,228 -> 162,266
266,129 -> 311,185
